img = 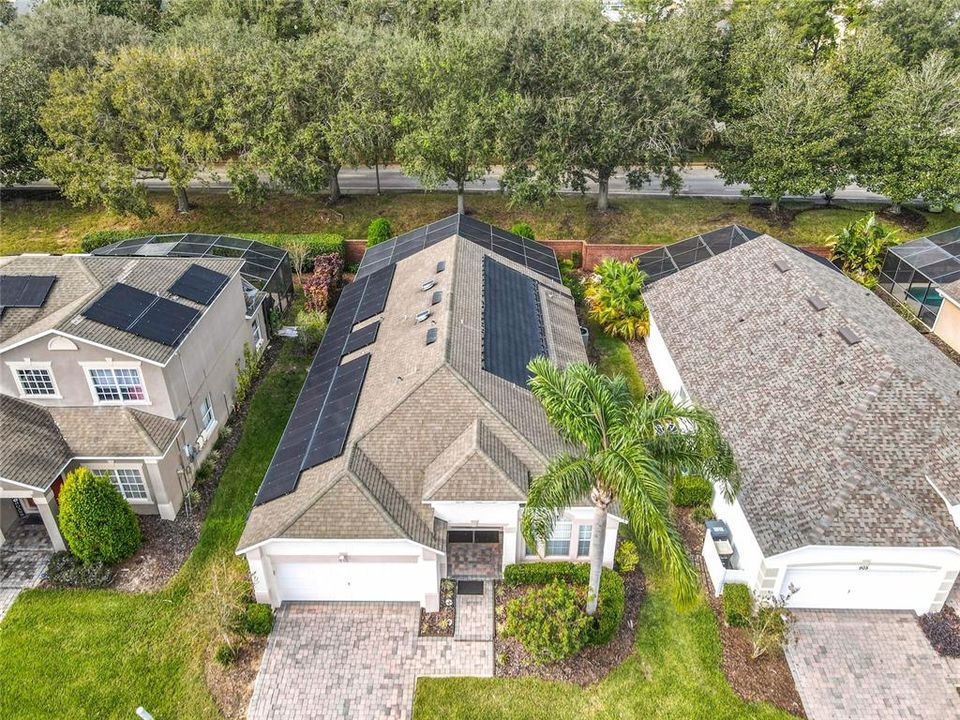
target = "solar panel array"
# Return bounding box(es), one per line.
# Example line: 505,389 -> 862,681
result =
633,225 -> 762,283
169,264 -> 230,305
253,264 -> 396,505
481,256 -> 546,387
83,283 -> 200,346
357,214 -> 562,283
92,233 -> 291,297
0,275 -> 56,311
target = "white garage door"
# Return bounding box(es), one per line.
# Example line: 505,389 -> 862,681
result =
782,564 -> 941,612
272,557 -> 427,603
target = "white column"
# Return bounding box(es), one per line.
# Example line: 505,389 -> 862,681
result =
36,494 -> 65,551
145,460 -> 176,520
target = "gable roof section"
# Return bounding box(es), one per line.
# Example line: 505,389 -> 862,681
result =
0,255 -> 244,363
0,395 -> 72,490
643,234 -> 960,555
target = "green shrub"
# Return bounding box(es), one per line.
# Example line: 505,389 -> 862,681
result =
366,217 -> 393,247
214,642 -> 238,666
673,474 -> 713,507
502,562 -> 625,646
57,466 -> 141,564
248,233 -> 344,271
195,459 -> 214,483
614,540 -> 640,573
80,229 -> 144,253
295,309 -> 327,350
242,603 -> 275,636
692,504 -> 715,523
504,580 -> 589,663
46,551 -> 114,588
722,583 -> 752,628
510,222 -> 534,240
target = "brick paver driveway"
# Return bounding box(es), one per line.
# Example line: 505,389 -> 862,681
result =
247,587 -> 493,720
786,610 -> 960,719
0,523 -> 52,621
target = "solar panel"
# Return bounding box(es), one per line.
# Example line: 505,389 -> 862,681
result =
355,214 -> 562,284
302,354 -> 370,468
482,256 -> 546,387
0,275 -> 56,308
169,264 -> 230,305
344,321 -> 380,354
82,283 -> 200,347
355,265 -> 395,322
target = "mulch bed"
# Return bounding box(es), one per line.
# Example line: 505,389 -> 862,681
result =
205,635 -> 268,720
492,567 -> 646,685
420,578 -> 457,636
878,206 -> 928,232
918,605 -> 960,657
676,508 -> 806,718
749,203 -> 805,227
108,340 -> 288,593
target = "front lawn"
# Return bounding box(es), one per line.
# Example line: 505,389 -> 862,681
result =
0,343 -> 310,720
3,190 -> 956,255
414,561 -> 795,720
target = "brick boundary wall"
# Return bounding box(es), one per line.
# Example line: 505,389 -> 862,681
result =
344,239 -> 831,270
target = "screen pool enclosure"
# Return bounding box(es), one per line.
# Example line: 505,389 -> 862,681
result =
632,225 -> 762,283
93,233 -> 293,310
879,227 -> 960,327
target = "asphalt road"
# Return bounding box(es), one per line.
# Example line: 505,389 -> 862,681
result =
18,164 -> 890,203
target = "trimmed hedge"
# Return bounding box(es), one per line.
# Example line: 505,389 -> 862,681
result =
503,562 -> 625,646
80,229 -> 145,253
58,466 -> 141,564
722,583 -> 752,627
672,474 -> 713,507
366,217 -> 393,247
249,233 -> 344,268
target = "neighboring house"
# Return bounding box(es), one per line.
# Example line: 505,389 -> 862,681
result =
0,254 -> 267,550
878,226 -> 960,336
933,280 -> 960,355
637,230 -> 960,615
237,215 -> 622,611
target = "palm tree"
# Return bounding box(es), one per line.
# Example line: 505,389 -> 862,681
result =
522,358 -> 740,613
585,258 -> 650,340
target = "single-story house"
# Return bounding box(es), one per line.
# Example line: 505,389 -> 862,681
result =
237,215 -> 622,611
638,229 -> 960,614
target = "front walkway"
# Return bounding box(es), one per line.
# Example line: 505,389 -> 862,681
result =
786,609 -> 960,719
247,586 -> 494,720
0,522 -> 53,620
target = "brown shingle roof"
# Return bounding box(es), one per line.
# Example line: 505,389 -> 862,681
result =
0,395 -> 72,490
643,235 -> 960,555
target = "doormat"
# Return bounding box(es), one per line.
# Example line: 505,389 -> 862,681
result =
457,580 -> 484,595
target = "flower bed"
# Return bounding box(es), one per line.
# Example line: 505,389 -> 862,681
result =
493,559 -> 645,685
420,578 -> 456,637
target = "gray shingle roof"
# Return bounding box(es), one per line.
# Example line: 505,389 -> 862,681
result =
940,279 -> 960,302
644,235 -> 960,555
0,255 -> 243,363
238,223 -> 586,552
0,396 -> 182,490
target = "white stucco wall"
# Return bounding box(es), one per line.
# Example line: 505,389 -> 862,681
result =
645,315 -> 686,398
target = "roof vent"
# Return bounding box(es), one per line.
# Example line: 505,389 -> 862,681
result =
431,290 -> 442,305
774,260 -> 791,273
807,295 -> 828,312
420,279 -> 437,292
436,260 -> 446,273
838,327 -> 862,345
426,327 -> 438,345
415,309 -> 431,323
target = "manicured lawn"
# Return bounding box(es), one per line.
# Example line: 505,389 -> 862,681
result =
3,190 -> 956,254
591,326 -> 646,399
0,343 -> 310,720
414,560 -> 794,720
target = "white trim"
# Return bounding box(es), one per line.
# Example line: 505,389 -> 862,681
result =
236,535 -> 448,556
936,286 -> 960,310
6,360 -> 62,399
1,330 -> 166,367
89,465 -> 152,504
79,360 -> 150,406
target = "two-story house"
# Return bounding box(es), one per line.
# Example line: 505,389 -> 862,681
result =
0,254 -> 268,551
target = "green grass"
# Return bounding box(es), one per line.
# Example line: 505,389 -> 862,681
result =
3,190 -> 956,255
592,326 -> 646,399
0,343 -> 310,720
413,561 -> 793,720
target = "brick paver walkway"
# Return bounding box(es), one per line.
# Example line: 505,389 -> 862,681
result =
247,598 -> 493,720
0,523 -> 52,620
786,609 -> 960,720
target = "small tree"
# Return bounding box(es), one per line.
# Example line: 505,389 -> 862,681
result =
366,218 -> 393,247
828,213 -> 899,282
284,240 -> 310,281
295,309 -> 327,350
585,259 -> 650,340
302,253 -> 344,314
58,466 -> 141,564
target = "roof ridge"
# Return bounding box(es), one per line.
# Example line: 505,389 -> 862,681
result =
127,408 -> 165,455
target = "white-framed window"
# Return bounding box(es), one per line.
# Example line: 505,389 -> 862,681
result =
9,362 -> 60,397
577,525 -> 592,557
86,366 -> 146,404
252,319 -> 263,349
545,521 -> 572,556
92,468 -> 149,502
199,395 -> 215,431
